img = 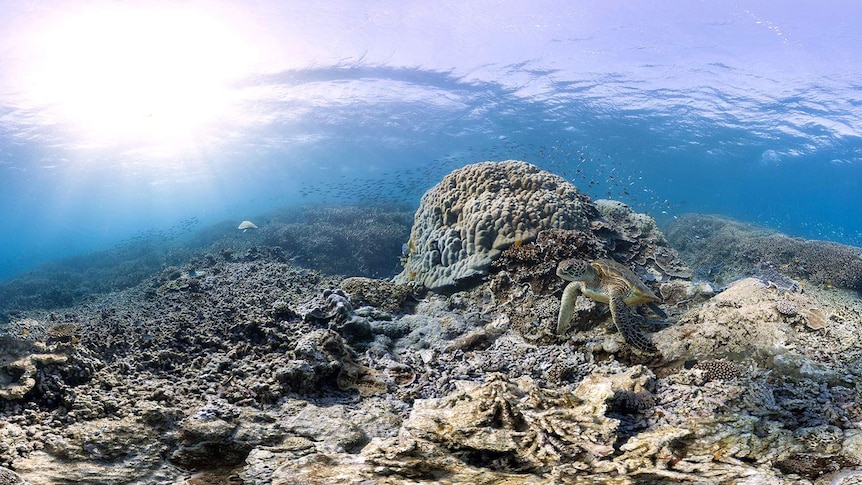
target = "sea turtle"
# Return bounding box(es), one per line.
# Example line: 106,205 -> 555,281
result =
556,258 -> 667,353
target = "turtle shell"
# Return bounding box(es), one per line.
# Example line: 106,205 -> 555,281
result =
591,258 -> 660,303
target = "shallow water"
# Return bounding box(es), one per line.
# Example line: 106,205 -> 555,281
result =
0,1 -> 860,280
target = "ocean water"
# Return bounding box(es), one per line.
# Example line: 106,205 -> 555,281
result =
0,0 -> 860,282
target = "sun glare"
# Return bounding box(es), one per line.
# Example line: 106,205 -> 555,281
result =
20,4 -> 258,152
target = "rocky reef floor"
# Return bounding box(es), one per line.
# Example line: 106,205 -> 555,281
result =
1,214 -> 862,484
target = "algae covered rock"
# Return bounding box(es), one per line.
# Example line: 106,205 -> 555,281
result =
339,276 -> 416,313
0,467 -> 28,485
656,277 -> 793,362
655,276 -> 846,379
13,418 -> 163,485
0,331 -> 89,404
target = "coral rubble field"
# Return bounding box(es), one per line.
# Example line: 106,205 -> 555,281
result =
1,161 -> 862,484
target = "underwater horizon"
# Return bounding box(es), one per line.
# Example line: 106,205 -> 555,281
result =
1,0 -> 861,282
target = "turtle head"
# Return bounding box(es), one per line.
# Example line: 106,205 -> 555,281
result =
556,259 -> 596,283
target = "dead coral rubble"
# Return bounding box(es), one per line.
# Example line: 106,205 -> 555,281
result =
366,371 -> 624,476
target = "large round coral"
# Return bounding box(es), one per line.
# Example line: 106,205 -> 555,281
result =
394,160 -> 596,291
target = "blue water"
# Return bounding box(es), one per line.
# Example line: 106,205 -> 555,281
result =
1,1 -> 861,281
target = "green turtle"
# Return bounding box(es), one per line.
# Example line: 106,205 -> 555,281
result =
556,258 -> 666,353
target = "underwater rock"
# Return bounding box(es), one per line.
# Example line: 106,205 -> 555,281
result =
339,276 -> 417,313
801,307 -> 828,330
656,277 -> 794,362
390,294 -> 489,353
841,431 -> 862,466
0,467 -> 28,485
298,288 -> 353,321
336,356 -> 387,397
0,355 -> 38,401
283,403 -> 368,453
279,329 -> 352,392
0,334 -> 85,403
170,412 -> 249,470
642,370 -> 803,478
170,401 -> 294,471
239,442 -> 324,484
615,423 -> 791,483
238,399 -> 405,483
657,279 -> 716,307
297,289 -> 372,341
775,451 -> 856,480
13,418 -> 163,485
655,276 -> 851,388
394,160 -> 597,291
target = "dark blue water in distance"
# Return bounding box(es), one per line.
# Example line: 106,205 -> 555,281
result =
0,1 -> 860,282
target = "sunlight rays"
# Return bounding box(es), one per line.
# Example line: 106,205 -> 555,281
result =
17,3 -> 259,156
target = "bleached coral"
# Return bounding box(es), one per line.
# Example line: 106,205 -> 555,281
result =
401,372 -> 620,471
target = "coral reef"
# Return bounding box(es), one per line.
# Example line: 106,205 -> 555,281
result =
394,160 -> 597,290
373,371 -> 621,475
665,213 -> 862,291
491,228 -> 608,297
3,197 -> 862,483
594,199 -> 692,282
395,161 -> 692,293
259,205 -> 413,278
0,333 -> 94,405
0,205 -> 412,323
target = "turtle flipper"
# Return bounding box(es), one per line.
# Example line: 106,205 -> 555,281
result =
557,282 -> 582,335
647,302 -> 668,319
609,296 -> 657,353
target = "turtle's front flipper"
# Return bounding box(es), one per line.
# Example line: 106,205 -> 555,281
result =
647,302 -> 668,319
609,296 -> 658,353
557,282 -> 582,335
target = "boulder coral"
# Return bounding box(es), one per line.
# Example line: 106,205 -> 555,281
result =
395,160 -> 691,293
394,160 -> 597,290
